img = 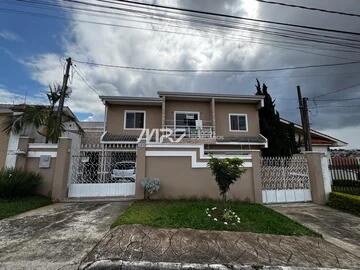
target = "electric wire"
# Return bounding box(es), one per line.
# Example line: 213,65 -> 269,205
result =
255,0 -> 360,18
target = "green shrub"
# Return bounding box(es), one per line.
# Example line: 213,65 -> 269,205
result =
327,192 -> 360,216
0,168 -> 42,199
332,180 -> 360,196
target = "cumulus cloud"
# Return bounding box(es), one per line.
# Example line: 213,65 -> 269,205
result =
22,0 -> 360,146
0,86 -> 46,105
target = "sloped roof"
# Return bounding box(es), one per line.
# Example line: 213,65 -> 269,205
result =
280,118 -> 347,147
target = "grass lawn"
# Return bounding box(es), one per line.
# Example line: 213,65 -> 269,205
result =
0,196 -> 52,220
112,200 -> 319,237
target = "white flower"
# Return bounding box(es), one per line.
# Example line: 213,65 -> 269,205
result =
237,220 -> 241,223
213,218 -> 217,221
207,214 -> 211,217
212,207 -> 216,210
224,222 -> 228,225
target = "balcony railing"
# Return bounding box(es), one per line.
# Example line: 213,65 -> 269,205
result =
163,125 -> 215,139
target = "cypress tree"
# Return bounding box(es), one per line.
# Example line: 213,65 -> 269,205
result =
255,79 -> 299,156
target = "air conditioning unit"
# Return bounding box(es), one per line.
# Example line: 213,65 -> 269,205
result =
195,120 -> 203,130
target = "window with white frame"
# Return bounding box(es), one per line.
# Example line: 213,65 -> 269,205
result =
174,111 -> 199,127
229,114 -> 248,132
124,111 -> 145,129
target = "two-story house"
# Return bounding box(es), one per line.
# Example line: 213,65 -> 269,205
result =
69,91 -> 267,201
100,91 -> 267,149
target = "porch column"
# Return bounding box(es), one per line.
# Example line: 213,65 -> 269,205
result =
211,98 -> 216,137
305,152 -> 331,205
15,137 -> 32,170
251,151 -> 262,203
52,137 -> 72,202
161,96 -> 166,128
135,140 -> 146,199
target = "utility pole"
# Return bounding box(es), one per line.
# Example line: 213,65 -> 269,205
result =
297,86 -> 312,151
302,97 -> 312,151
57,57 -> 72,128
297,86 -> 307,150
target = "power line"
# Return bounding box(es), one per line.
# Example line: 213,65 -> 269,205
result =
255,0 -> 360,18
6,1 -> 360,53
72,64 -> 102,95
312,82 -> 360,99
72,59 -> 360,73
56,0 -> 360,49
313,97 -> 360,102
102,0 -> 360,36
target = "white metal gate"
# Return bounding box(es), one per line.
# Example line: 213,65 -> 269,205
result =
68,146 -> 136,198
261,155 -> 312,203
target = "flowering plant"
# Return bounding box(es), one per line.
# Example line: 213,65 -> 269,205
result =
205,207 -> 240,225
141,177 -> 160,200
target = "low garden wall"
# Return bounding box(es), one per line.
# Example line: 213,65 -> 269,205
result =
135,143 -> 262,202
13,137 -> 72,201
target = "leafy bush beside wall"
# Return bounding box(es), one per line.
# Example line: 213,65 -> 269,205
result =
0,168 -> 42,199
332,180 -> 360,196
327,192 -> 360,216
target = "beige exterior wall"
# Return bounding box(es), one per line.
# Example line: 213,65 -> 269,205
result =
144,156 -> 255,201
215,102 -> 260,137
105,100 -> 261,137
0,113 -> 11,169
106,104 -> 162,136
164,100 -> 212,125
135,143 -> 262,202
14,137 -> 71,201
26,157 -> 56,197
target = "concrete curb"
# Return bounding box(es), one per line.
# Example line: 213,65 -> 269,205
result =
81,259 -> 349,270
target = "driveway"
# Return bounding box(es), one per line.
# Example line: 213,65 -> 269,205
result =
0,202 -> 129,270
270,203 -> 360,258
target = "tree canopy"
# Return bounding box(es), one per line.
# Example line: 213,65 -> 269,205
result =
255,79 -> 299,156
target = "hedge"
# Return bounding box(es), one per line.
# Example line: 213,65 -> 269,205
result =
332,180 -> 360,196
0,168 -> 42,199
327,192 -> 360,216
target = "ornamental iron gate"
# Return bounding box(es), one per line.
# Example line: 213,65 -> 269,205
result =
68,144 -> 136,198
261,155 -> 312,203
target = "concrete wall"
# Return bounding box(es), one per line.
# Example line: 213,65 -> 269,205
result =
305,152 -> 332,204
14,137 -> 72,201
215,102 -> 260,137
106,104 -> 162,136
135,144 -> 262,202
0,113 -> 11,169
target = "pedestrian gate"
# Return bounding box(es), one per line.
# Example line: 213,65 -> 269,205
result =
261,156 -> 312,203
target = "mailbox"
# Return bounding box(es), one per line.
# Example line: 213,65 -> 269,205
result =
39,155 -> 51,168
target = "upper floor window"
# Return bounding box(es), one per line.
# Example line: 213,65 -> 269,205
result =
124,110 -> 145,129
229,114 -> 248,132
175,111 -> 199,127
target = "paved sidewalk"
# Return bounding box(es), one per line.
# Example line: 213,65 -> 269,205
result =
0,202 -> 129,270
270,203 -> 360,258
80,224 -> 360,269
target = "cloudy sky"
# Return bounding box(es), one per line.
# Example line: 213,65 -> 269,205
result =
1,0 -> 360,148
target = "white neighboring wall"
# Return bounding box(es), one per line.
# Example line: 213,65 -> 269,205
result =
4,132 -> 19,168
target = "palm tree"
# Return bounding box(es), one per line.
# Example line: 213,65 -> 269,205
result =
3,84 -> 77,143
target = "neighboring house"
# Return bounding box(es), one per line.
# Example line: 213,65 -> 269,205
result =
280,118 -> 347,156
79,121 -> 104,148
0,104 -> 82,169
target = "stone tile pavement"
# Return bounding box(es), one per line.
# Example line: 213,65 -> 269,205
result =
80,224 -> 360,269
270,203 -> 360,258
